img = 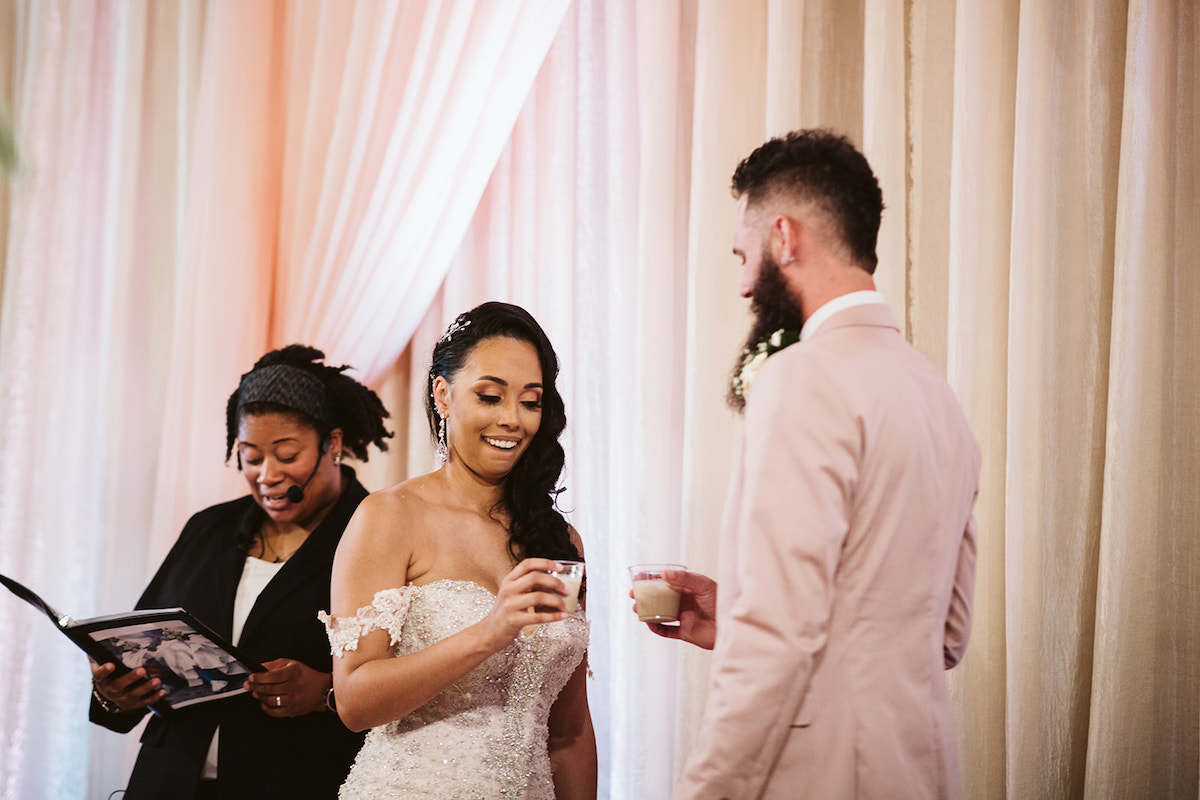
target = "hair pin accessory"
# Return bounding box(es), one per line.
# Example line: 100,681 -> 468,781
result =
439,317 -> 471,344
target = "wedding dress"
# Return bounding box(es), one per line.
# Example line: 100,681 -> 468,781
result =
323,580 -> 588,799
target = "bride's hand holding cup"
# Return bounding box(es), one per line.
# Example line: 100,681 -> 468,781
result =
541,560 -> 584,614
482,558 -> 572,647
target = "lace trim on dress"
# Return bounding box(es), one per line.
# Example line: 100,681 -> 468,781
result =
319,586 -> 414,657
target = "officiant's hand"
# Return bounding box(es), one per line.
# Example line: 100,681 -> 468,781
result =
247,658 -> 330,718
90,659 -> 166,713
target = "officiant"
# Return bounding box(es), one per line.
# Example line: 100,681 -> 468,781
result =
88,344 -> 392,800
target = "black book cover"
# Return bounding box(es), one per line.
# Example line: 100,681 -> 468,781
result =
1,572 -> 264,714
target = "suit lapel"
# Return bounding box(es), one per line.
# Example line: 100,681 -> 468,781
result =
193,502 -> 259,641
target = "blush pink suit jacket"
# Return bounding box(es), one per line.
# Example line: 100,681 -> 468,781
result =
675,304 -> 980,800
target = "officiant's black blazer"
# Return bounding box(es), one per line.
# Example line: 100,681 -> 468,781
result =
90,469 -> 368,800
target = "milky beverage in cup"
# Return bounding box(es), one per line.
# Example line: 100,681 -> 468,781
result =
549,561 -> 584,614
629,564 -> 686,623
525,562 -> 585,637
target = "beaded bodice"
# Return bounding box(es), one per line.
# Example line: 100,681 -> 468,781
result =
324,581 -> 588,799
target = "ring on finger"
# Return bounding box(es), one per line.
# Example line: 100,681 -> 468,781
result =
275,695 -> 282,707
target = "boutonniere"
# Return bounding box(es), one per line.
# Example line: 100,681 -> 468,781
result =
730,329 -> 800,407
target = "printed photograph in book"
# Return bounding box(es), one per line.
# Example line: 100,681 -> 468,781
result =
81,615 -> 258,709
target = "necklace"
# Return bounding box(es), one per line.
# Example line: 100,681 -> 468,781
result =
257,528 -> 303,563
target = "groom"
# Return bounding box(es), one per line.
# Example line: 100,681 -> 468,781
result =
652,130 -> 981,799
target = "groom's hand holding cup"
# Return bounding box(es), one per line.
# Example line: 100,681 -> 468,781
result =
629,564 -> 718,651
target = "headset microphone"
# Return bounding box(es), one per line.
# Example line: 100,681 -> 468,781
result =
286,435 -> 331,504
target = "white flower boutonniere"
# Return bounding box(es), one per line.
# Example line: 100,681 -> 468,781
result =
730,328 -> 800,408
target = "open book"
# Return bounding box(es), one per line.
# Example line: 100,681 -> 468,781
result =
1,572 -> 264,714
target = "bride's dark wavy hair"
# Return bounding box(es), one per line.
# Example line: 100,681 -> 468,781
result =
426,302 -> 580,564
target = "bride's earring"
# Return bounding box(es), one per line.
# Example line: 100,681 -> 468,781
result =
436,414 -> 448,463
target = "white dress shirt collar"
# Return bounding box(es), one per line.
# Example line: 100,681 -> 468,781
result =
799,290 -> 889,341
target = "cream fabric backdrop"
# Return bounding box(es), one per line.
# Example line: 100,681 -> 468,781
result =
0,1 -> 571,797
149,0 -> 570,571
0,1 -> 1196,799
0,3 -> 203,797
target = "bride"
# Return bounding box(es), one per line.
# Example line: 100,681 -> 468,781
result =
323,301 -> 596,799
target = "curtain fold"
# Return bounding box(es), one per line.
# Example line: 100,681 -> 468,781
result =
1084,1 -> 1199,796
1,1 -> 1197,799
150,0 -> 569,569
388,4 -> 647,792
271,0 -> 571,383
940,2 -> 1017,797
1003,0 -> 1125,795
629,3 -> 697,794
0,3 -> 200,797
0,5 -> 115,794
147,0 -> 286,569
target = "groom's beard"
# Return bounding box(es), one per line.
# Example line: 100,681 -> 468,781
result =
727,253 -> 806,411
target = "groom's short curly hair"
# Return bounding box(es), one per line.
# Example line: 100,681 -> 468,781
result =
731,129 -> 884,274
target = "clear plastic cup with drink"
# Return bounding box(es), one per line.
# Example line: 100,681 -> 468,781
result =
548,560 -> 585,613
629,563 -> 686,623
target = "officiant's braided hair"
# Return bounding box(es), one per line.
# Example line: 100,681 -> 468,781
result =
224,344 -> 392,465
427,302 -> 580,565
731,128 -> 884,273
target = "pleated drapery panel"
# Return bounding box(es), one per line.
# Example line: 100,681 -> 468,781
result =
0,1 -> 1197,799
0,3 -> 203,798
271,0 -> 571,381
1083,1 -> 1199,796
149,0 -> 568,572
675,1 -> 1199,798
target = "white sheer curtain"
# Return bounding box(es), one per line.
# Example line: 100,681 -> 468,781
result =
149,0 -> 569,568
1,1 -> 1197,799
271,0 -> 571,378
1083,2 -> 1198,794
610,0 -> 1197,796
0,3 -> 202,798
0,1 -> 571,797
387,4 -> 674,795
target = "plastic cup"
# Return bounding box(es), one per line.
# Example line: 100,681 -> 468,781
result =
547,560 -> 585,613
629,563 -> 685,623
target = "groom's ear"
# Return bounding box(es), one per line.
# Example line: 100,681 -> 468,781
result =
770,213 -> 804,269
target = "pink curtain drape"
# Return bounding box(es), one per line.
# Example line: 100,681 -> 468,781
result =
0,2 -> 1196,799
0,2 -> 571,796
271,0 -> 572,379
0,3 -> 203,796
149,0 -> 568,569
385,5 -> 649,794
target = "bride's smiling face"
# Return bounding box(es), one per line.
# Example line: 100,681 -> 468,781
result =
433,335 -> 544,481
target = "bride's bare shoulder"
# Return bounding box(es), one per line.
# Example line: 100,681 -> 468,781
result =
369,473 -> 441,512
341,474 -> 442,544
